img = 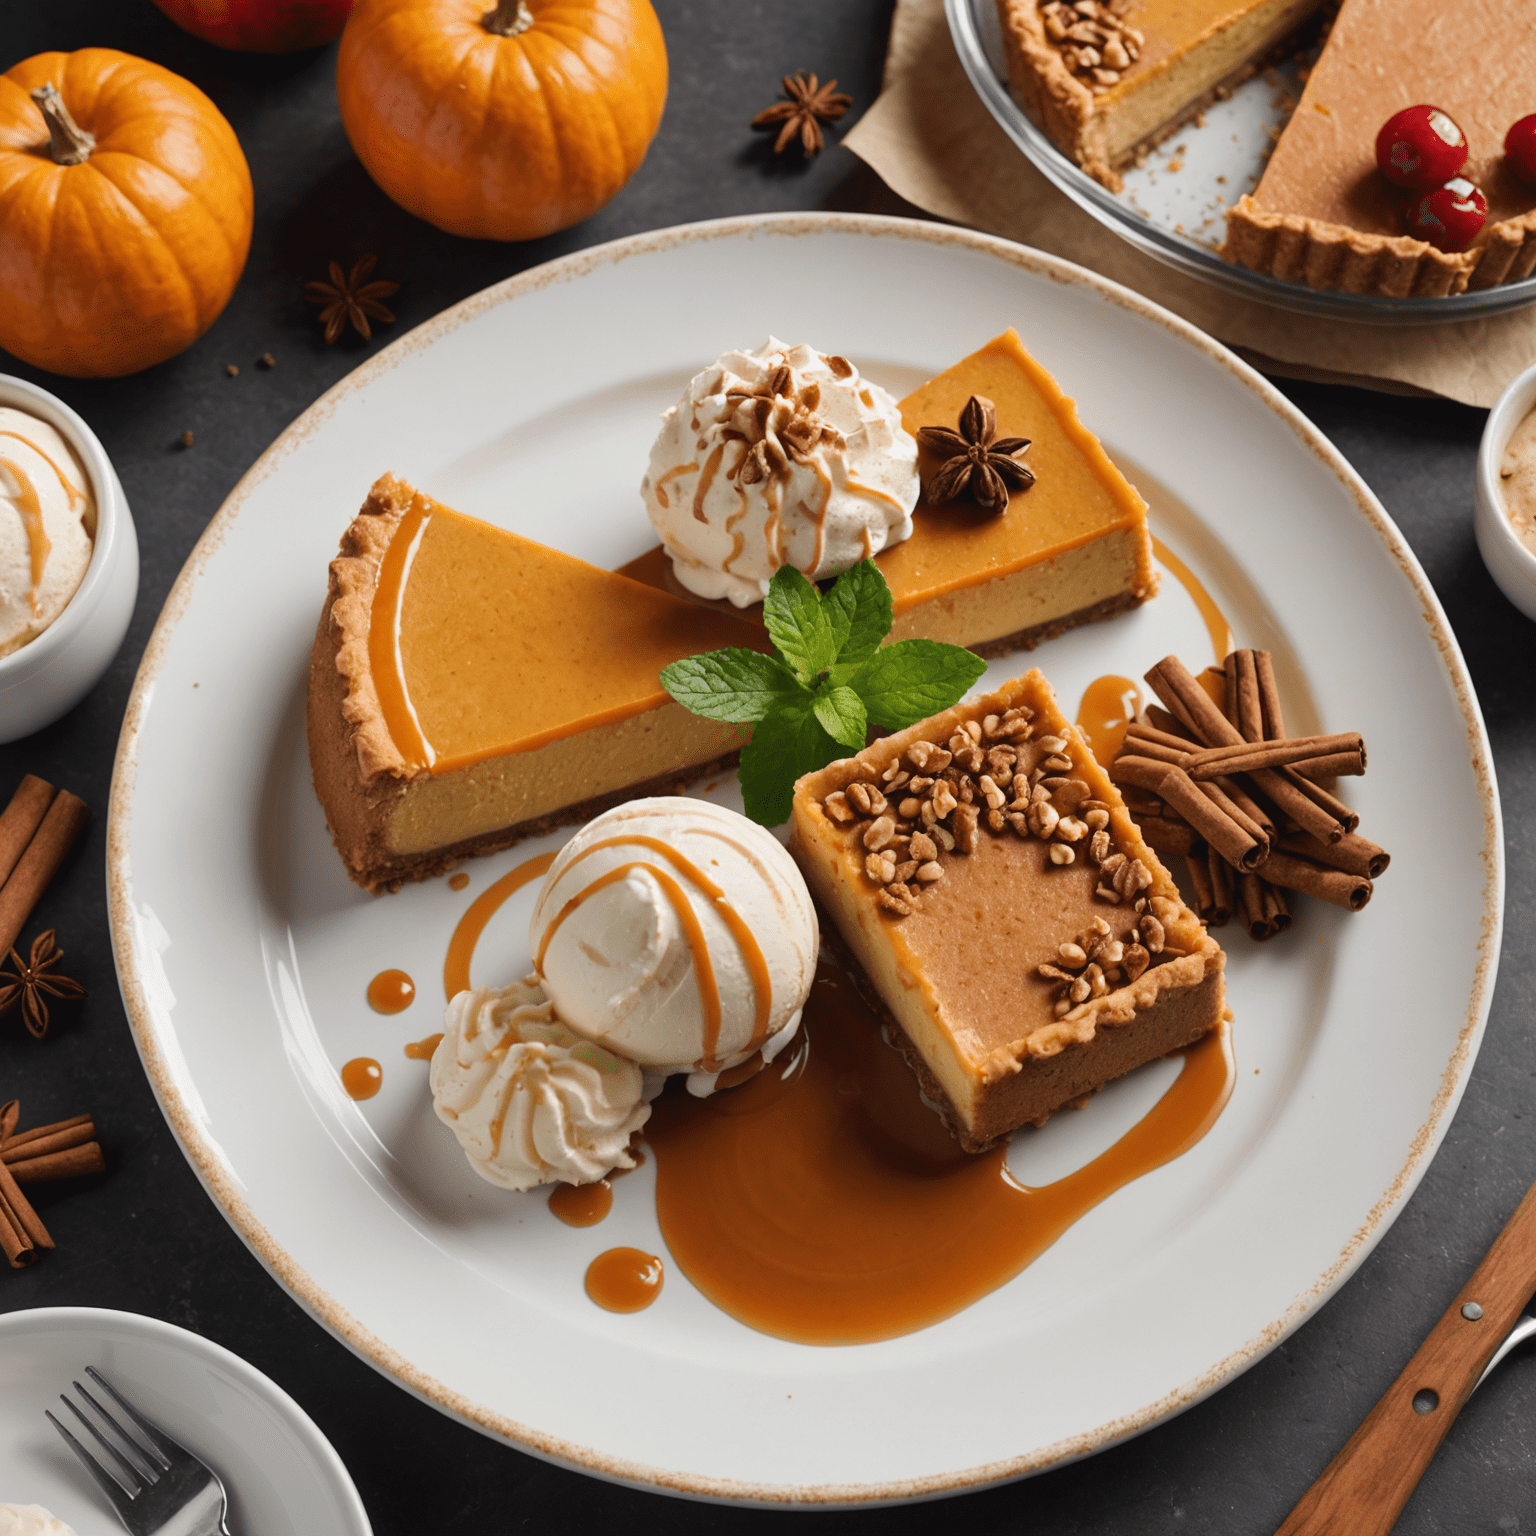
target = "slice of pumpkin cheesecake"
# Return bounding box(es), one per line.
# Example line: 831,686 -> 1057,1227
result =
789,668 -> 1226,1151
308,474 -> 769,893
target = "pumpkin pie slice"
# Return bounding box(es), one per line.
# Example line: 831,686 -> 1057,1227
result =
790,669 -> 1226,1150
308,475 -> 767,893
623,328 -> 1158,655
996,0 -> 1326,191
1222,0 -> 1536,295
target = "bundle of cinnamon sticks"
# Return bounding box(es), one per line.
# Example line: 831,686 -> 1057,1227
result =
0,773 -> 89,960
1110,650 -> 1390,941
0,1100 -> 105,1268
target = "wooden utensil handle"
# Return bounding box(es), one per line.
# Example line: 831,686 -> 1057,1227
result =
1276,1178 -> 1536,1536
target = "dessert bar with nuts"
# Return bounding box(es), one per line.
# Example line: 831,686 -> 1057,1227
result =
790,668 -> 1226,1151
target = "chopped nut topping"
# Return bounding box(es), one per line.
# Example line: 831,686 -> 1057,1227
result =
1048,843 -> 1076,865
1040,0 -> 1141,93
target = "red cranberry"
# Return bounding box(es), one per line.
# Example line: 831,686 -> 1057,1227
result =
1376,105 -> 1468,188
1507,114 -> 1536,187
1406,178 -> 1488,252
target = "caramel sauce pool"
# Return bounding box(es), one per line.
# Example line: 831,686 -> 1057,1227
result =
367,968 -> 415,1013
586,1247 -> 664,1312
1076,674 -> 1142,762
341,1057 -> 383,1100
647,957 -> 1232,1345
550,1179 -> 613,1227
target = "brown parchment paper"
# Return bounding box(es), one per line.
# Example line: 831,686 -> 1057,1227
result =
843,0 -> 1536,406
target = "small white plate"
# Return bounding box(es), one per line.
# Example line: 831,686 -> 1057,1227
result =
0,1307 -> 371,1536
107,213 -> 1499,1504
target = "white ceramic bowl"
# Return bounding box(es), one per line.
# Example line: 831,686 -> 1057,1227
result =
0,1306 -> 372,1536
1475,360 -> 1536,623
0,375 -> 139,742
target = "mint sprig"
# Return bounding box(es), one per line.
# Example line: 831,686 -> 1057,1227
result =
660,561 -> 987,826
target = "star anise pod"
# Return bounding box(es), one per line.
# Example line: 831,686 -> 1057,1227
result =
304,255 -> 401,345
0,931 -> 86,1040
917,395 -> 1036,513
750,72 -> 853,157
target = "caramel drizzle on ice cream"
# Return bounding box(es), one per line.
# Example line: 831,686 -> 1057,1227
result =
0,459 -> 53,618
535,833 -> 774,1071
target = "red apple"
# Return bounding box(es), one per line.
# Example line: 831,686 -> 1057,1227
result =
152,0 -> 354,53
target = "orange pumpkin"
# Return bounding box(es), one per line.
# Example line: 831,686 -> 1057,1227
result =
0,50 -> 253,378
336,0 -> 668,242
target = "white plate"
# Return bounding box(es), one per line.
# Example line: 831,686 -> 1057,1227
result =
107,214 -> 1500,1505
0,1307 -> 371,1535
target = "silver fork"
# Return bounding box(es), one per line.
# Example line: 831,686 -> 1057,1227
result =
46,1367 -> 232,1536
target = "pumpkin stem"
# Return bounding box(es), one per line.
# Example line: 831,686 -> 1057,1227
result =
482,0 -> 535,35
31,83 -> 95,167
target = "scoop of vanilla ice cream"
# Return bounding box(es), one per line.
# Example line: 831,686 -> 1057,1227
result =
531,798 -> 819,1078
0,408 -> 95,659
0,1507 -> 78,1536
430,978 -> 649,1191
642,339 -> 918,607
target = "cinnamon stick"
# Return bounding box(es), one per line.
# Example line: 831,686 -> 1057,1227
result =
0,1099 -> 16,1143
1125,721 -> 1201,756
1279,768 -> 1360,834
0,777 -> 57,891
1152,765 -> 1266,872
3,1119 -> 96,1163
1290,752 -> 1367,782
1144,705 -> 1195,741
1215,776 -> 1277,842
1260,851 -> 1373,911
0,1193 -> 34,1267
0,789 -> 88,957
1278,831 -> 1390,880
1237,873 -> 1291,941
1185,733 -> 1366,779
1230,650 -> 1264,742
1254,650 -> 1286,740
7,1142 -> 105,1184
1206,844 -> 1234,925
1185,851 -> 1215,919
1146,656 -> 1244,749
0,1156 -> 52,1258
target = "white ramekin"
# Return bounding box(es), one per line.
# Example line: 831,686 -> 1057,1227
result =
1475,360 -> 1536,624
0,374 -> 139,741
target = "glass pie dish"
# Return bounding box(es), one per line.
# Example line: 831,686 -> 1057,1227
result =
945,0 -> 1536,324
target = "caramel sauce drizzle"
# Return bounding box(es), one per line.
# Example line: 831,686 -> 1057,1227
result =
367,968 -> 415,1014
0,458 -> 52,617
0,431 -> 84,506
723,482 -> 750,575
549,1178 -> 613,1227
844,476 -> 909,516
341,1057 -> 383,1100
404,1032 -> 444,1061
535,833 -> 774,1066
442,850 -> 557,999
652,462 -> 696,510
585,1247 -> 664,1312
1152,535 -> 1233,664
1076,675 -> 1143,763
368,495 -> 435,772
536,862 -> 724,1067
692,444 -> 725,522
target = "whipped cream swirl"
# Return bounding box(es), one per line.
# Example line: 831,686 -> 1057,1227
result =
430,978 -> 649,1192
642,339 -> 919,607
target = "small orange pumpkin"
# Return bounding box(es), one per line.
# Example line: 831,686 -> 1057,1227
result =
336,0 -> 668,242
0,50 -> 253,378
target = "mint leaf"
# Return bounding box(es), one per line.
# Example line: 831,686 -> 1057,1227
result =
738,699 -> 842,827
825,560 -> 894,683
850,639 -> 988,730
763,565 -> 837,685
811,684 -> 867,751
660,649 -> 805,723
